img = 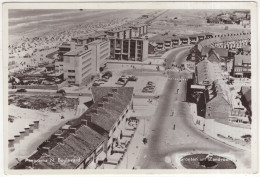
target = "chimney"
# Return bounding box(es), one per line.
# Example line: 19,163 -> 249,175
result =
33,121 -> 40,129
98,103 -> 104,108
20,131 -> 25,140
81,119 -> 88,126
112,88 -> 118,93
14,135 -> 21,144
42,147 -> 50,155
29,124 -> 34,133
108,92 -> 113,97
102,97 -> 109,103
24,127 -> 30,136
57,137 -> 64,144
8,139 -> 15,148
92,108 -> 98,114
69,127 -> 76,134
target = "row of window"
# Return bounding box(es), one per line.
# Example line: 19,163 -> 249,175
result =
82,52 -> 92,60
82,68 -> 92,77
82,63 -> 92,72
82,58 -> 92,66
68,70 -> 75,73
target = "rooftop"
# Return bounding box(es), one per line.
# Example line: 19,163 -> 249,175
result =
64,46 -> 91,56
69,87 -> 134,132
14,125 -> 105,169
234,55 -> 251,65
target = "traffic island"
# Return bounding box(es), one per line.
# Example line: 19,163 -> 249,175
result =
180,154 -> 236,169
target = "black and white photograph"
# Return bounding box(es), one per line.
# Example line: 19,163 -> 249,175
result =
2,1 -> 258,174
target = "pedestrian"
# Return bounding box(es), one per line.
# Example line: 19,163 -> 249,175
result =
173,124 -> 175,130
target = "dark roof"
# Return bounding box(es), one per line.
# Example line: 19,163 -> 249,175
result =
71,87 -> 134,132
206,91 -> 231,120
240,86 -> 251,106
14,125 -> 105,169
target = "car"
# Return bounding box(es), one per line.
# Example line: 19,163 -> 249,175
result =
102,75 -> 110,79
146,85 -> 155,88
56,89 -> 66,95
94,80 -> 104,85
120,75 -> 129,79
116,81 -> 125,85
99,78 -> 108,82
16,88 -> 27,92
147,81 -> 154,85
104,71 -> 112,76
118,77 -> 128,82
128,76 -> 138,81
92,82 -> 100,86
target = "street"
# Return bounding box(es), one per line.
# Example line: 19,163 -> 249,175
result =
134,47 -> 251,169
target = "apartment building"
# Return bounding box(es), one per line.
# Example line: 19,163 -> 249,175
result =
109,38 -> 148,61
232,54 -> 251,78
88,39 -> 110,73
63,46 -> 93,86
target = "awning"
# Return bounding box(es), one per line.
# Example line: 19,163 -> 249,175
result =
96,151 -> 106,161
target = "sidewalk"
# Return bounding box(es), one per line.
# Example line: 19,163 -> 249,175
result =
116,118 -> 145,169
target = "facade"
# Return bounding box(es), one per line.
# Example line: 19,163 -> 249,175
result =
88,39 -> 110,73
63,46 -> 93,86
109,38 -> 148,61
232,54 -> 251,78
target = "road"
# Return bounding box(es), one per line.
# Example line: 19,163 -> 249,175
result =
134,47 -> 250,169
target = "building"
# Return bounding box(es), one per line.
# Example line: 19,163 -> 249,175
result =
232,54 -> 251,78
205,84 -> 231,123
109,38 -> 148,61
195,58 -> 224,86
63,46 -> 93,86
56,39 -> 110,86
129,24 -> 148,38
105,27 -> 132,39
71,32 -> 107,45
13,87 -> 134,169
87,39 -> 110,73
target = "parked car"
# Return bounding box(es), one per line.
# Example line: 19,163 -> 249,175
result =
120,75 -> 129,79
118,78 -> 128,82
128,76 -> 138,81
92,82 -> 100,86
16,88 -> 27,92
99,78 -> 108,82
104,71 -> 112,77
56,89 -> 66,95
116,81 -> 125,85
102,75 -> 110,79
94,80 -> 104,85
147,81 -> 154,85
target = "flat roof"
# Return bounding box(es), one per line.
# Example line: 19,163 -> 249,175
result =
64,46 -> 91,56
88,39 -> 108,46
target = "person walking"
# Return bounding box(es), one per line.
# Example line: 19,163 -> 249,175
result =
173,124 -> 175,130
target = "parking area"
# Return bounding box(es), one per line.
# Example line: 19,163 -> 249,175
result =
92,63 -> 167,97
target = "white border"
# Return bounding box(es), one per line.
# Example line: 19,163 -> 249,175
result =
1,1 -> 258,176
